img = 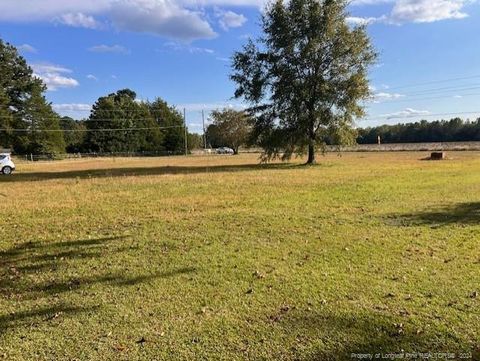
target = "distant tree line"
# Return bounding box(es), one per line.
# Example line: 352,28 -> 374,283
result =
357,118 -> 480,144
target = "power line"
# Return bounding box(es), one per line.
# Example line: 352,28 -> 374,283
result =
0,125 -> 184,133
399,85 -> 480,97
0,116 -> 182,122
378,74 -> 480,91
369,91 -> 480,105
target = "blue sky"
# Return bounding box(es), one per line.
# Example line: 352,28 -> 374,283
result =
0,0 -> 479,133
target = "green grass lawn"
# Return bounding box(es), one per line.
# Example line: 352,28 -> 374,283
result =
1,152 -> 479,360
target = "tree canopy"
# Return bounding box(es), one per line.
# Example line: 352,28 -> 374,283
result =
83,89 -> 162,153
0,38 -> 65,154
82,90 -> 194,154
231,0 -> 376,163
206,109 -> 250,154
147,98 -> 185,153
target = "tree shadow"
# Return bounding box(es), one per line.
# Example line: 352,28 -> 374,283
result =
0,163 -> 297,182
0,305 -> 101,334
0,236 -> 196,334
390,202 -> 480,227
271,309 -> 476,360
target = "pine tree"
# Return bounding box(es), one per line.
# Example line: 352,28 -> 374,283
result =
0,88 -> 14,149
23,85 -> 65,155
148,98 -> 185,153
0,38 -> 65,154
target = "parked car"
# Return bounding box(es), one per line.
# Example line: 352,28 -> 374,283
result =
0,153 -> 15,175
216,147 -> 234,155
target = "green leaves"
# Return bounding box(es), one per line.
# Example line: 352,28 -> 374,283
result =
0,38 -> 65,154
206,109 -> 251,153
231,0 -> 376,163
83,91 -> 186,154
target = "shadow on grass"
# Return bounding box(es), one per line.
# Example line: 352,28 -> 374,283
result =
0,236 -> 196,333
274,310 -> 475,360
0,163 -> 299,182
390,202 -> 480,227
0,305 -> 101,334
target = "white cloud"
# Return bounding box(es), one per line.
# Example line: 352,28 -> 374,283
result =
110,0 -> 216,42
372,91 -> 405,102
215,8 -> 247,30
88,44 -> 130,54
390,0 -> 471,23
350,0 -> 474,25
53,103 -> 92,112
178,102 -> 246,111
382,108 -> 431,119
87,74 -> 98,80
453,94 -> 463,98
346,16 -> 382,26
0,0 -> 110,21
57,12 -> 101,29
0,0 -> 216,42
53,103 -> 92,119
162,42 -> 214,53
351,0 -> 395,5
17,44 -> 37,53
0,0 -> 473,42
31,63 -> 80,91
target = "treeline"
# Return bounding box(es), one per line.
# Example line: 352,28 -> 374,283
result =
357,118 -> 480,144
60,89 -> 202,155
0,38 -> 201,155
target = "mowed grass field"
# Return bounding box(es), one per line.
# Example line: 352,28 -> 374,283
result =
0,152 -> 479,360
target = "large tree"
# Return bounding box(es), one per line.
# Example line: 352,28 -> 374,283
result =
23,87 -> 66,154
207,109 -> 250,154
231,0 -> 376,163
0,88 -> 14,149
0,38 -> 65,154
147,99 -> 185,154
83,89 -> 163,153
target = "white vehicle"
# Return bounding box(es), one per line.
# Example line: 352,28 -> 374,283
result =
216,147 -> 235,155
0,153 -> 15,175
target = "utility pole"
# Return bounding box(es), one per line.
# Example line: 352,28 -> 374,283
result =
184,108 -> 188,156
202,109 -> 207,150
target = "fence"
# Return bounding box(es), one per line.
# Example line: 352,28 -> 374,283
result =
11,141 -> 480,162
18,150 -> 187,162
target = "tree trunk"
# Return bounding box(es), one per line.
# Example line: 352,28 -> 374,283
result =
306,142 -> 316,164
306,115 -> 317,164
